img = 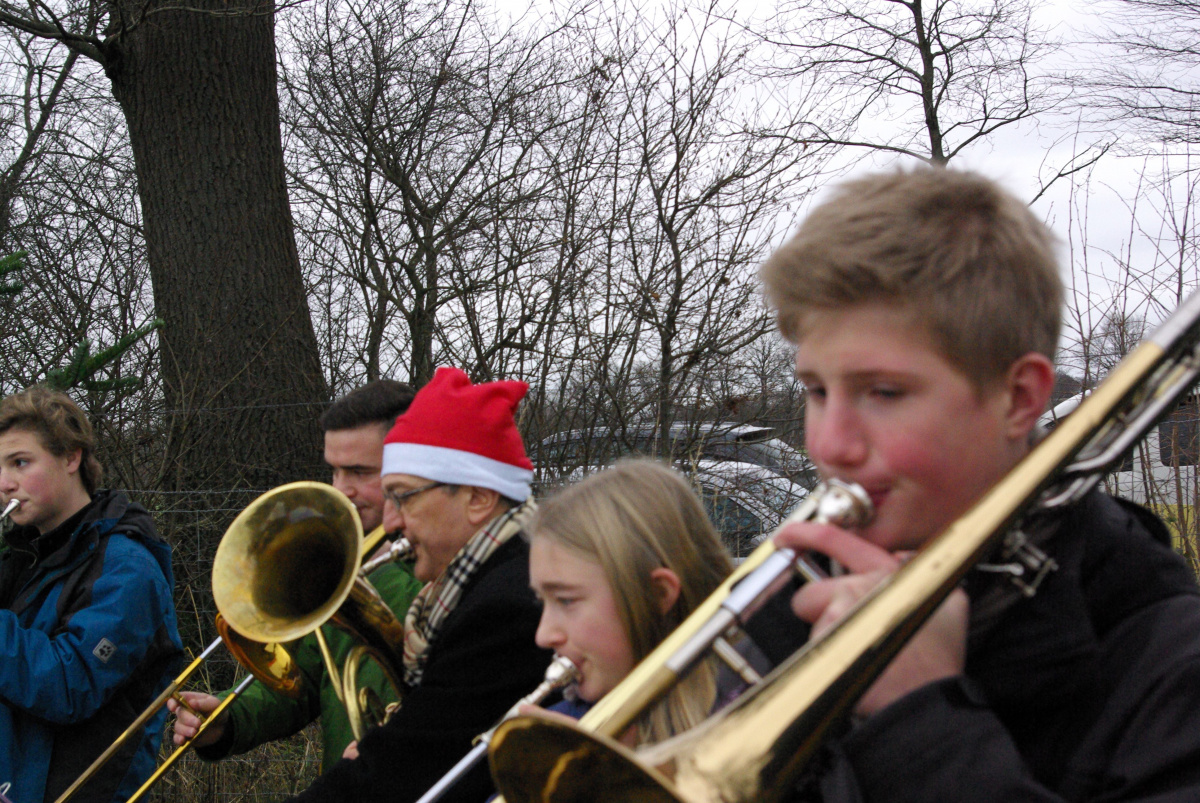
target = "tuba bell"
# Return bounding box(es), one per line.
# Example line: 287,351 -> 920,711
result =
59,481 -> 414,803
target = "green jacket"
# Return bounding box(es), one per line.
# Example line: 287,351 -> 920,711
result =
198,560 -> 422,772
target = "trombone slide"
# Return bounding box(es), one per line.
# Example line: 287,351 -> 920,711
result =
52,638 -> 224,803
125,675 -> 257,803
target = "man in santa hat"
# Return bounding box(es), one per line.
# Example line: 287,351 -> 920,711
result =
290,367 -> 553,803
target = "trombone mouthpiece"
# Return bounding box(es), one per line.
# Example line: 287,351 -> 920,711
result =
1,499 -> 20,520
542,655 -> 578,690
500,656 -> 578,724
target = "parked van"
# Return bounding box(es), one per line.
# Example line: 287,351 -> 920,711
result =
1041,392 -> 1198,550
535,423 -> 814,557
535,422 -> 816,486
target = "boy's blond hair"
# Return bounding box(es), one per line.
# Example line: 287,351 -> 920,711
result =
760,168 -> 1062,387
530,459 -> 732,744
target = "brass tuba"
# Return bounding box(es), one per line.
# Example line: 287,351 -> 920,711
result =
60,482 -> 413,803
489,290 -> 1200,803
212,480 -> 411,740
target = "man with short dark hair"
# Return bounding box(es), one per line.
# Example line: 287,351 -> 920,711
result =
169,380 -> 424,771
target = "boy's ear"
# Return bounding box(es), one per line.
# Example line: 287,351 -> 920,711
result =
648,567 -> 682,617
1004,352 -> 1056,440
64,448 -> 82,474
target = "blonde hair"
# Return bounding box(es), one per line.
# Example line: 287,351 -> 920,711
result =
530,459 -> 733,744
761,168 -> 1062,389
0,386 -> 102,495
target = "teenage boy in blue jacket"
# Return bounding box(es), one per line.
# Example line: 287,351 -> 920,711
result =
0,386 -> 181,803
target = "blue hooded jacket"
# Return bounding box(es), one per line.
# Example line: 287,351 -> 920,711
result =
0,490 -> 182,803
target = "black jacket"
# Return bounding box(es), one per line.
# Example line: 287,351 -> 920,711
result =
808,492 -> 1200,801
292,535 -> 553,803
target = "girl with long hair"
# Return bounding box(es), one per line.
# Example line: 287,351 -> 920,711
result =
528,458 -> 733,744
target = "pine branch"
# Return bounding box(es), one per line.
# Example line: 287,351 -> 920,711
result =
0,250 -> 26,296
44,318 -> 164,394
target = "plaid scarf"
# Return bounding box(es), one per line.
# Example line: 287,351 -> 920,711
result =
402,498 -> 536,688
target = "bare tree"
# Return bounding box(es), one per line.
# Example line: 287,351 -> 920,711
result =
0,0 -> 330,533
1091,0 -> 1200,147
516,0 -> 829,464
1057,154 -> 1200,573
759,0 -> 1073,169
282,0 -> 575,388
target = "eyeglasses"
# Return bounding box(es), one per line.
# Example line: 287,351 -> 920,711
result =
383,481 -> 447,514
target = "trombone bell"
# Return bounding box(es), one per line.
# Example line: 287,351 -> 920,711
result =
491,718 -> 680,803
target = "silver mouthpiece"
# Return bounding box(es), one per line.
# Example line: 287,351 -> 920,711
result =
1,499 -> 19,522
360,536 -> 415,575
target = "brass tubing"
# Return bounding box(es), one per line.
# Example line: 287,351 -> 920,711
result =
52,638 -> 223,803
124,675 -> 257,803
491,290 -> 1200,803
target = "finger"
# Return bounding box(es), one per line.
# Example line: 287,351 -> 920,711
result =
791,579 -> 836,623
172,723 -> 196,745
179,691 -> 218,711
775,521 -> 900,574
813,579 -> 876,633
792,572 -> 887,626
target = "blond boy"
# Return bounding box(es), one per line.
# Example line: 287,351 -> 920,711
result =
763,169 -> 1200,800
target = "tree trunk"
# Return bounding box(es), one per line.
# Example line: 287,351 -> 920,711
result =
105,1 -> 328,548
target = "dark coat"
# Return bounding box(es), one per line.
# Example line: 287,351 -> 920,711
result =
0,490 -> 182,803
808,492 -> 1200,802
292,534 -> 553,803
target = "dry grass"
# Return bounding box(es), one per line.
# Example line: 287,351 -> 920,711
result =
148,725 -> 322,803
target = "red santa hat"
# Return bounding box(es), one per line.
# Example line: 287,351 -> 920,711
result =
381,367 -> 534,501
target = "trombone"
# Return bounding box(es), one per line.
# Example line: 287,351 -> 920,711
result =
58,482 -> 413,803
490,291 -> 1200,803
